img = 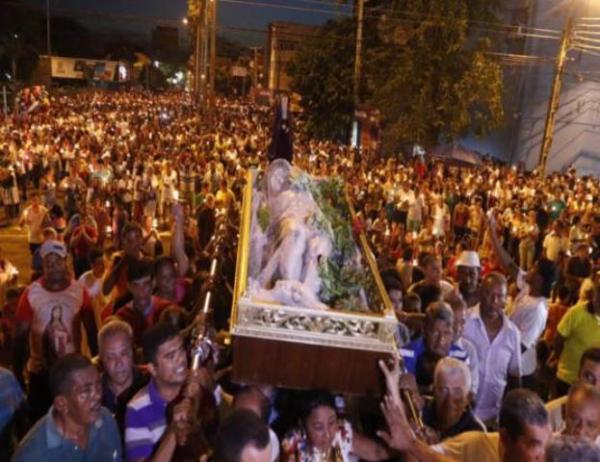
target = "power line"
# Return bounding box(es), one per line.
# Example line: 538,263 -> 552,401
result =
2,0 -> 564,48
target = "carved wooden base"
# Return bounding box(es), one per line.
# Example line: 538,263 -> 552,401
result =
231,335 -> 390,395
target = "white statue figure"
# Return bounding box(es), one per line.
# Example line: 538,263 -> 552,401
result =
250,160 -> 333,307
248,279 -> 330,311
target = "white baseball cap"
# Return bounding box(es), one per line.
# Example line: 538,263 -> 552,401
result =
40,240 -> 67,259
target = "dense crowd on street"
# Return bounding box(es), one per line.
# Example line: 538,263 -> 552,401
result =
1,89 -> 600,461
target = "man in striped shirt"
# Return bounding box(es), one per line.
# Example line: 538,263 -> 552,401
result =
124,322 -> 209,462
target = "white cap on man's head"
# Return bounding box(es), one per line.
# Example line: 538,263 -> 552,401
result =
40,240 -> 67,259
456,251 -> 481,268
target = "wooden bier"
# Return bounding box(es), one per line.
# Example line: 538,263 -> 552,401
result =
230,170 -> 397,395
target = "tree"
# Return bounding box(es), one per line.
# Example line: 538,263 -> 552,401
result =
288,0 -> 504,151
287,19 -> 357,141
368,0 -> 504,150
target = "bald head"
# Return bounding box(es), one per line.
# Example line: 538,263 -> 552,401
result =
481,272 -> 507,292
565,383 -> 600,441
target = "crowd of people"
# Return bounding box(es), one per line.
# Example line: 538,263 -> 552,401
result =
0,88 -> 600,462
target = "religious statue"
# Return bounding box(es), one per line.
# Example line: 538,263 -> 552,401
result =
248,159 -> 333,310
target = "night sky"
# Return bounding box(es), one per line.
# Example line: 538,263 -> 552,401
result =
28,0 -> 351,46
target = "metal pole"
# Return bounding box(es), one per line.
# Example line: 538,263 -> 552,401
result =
200,0 -> 209,109
46,0 -> 51,57
353,0 -> 364,111
194,20 -> 201,98
46,0 -> 52,87
209,0 -> 217,116
2,86 -> 7,115
251,47 -> 259,88
538,17 -> 573,177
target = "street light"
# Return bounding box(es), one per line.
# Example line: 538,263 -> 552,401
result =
182,17 -> 188,26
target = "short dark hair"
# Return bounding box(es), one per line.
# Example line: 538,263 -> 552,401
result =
537,258 -> 557,299
382,273 -> 403,293
425,301 -> 454,327
127,258 -> 154,283
499,389 -> 548,440
142,322 -> 180,364
404,292 -> 422,311
154,255 -> 176,277
121,222 -> 142,239
418,283 -> 442,310
49,353 -> 93,398
298,389 -> 337,422
214,409 -> 270,462
421,254 -> 439,269
234,386 -> 271,422
556,285 -> 570,302
581,348 -> 600,369
87,247 -> 104,267
417,251 -> 432,268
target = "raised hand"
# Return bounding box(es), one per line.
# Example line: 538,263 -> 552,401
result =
379,357 -> 401,405
377,394 -> 416,452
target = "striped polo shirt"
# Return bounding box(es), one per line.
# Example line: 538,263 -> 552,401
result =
124,379 -> 168,462
399,337 -> 469,376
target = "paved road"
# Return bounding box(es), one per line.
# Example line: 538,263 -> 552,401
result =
0,224 -> 32,285
0,223 -> 173,287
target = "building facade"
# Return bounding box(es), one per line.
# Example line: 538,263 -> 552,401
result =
267,22 -> 320,93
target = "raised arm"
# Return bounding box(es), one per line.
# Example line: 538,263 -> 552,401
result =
485,210 -> 519,280
171,202 -> 189,277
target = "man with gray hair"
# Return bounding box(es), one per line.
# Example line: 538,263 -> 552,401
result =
399,302 -> 470,391
98,319 -> 148,433
561,382 -> 600,443
422,357 -> 486,440
545,435 -> 600,462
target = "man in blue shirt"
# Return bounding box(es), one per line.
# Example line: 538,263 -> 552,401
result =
12,354 -> 122,462
0,366 -> 27,462
399,301 -> 469,390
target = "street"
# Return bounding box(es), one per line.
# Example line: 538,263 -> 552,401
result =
1,224 -> 31,285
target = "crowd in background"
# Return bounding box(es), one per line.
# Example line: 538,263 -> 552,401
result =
0,90 -> 600,461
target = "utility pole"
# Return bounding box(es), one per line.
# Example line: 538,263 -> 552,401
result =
353,0 -> 365,111
209,0 -> 217,119
250,46 -> 260,88
538,17 -> 573,177
194,19 -> 201,98
200,0 -> 210,109
46,0 -> 52,86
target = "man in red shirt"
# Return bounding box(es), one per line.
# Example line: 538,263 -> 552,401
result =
115,261 -> 171,347
13,240 -> 97,421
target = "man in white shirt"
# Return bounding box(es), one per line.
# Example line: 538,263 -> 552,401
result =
509,259 -> 555,388
19,193 -> 48,255
543,221 -> 569,263
408,254 -> 455,299
463,272 -> 522,423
